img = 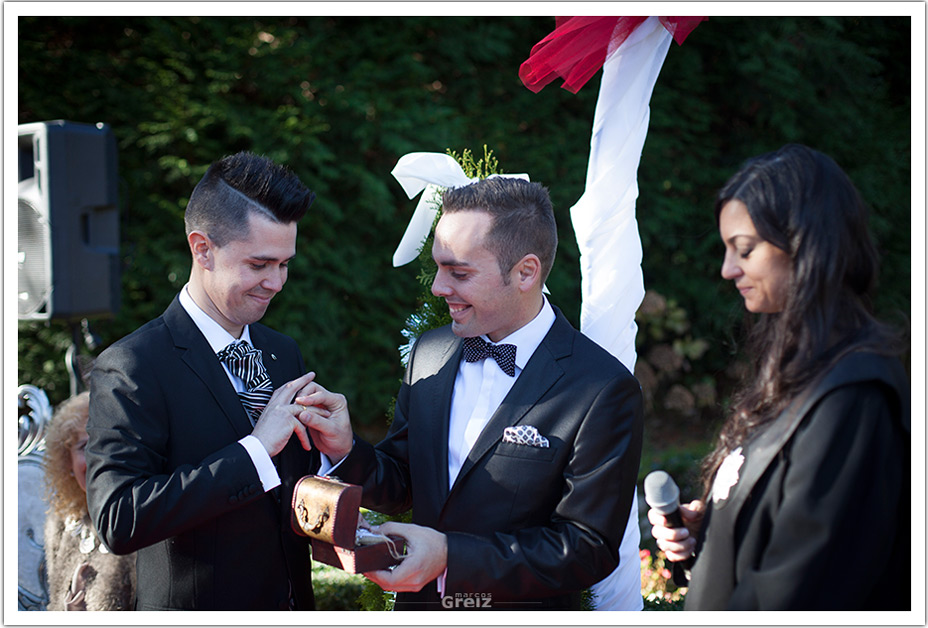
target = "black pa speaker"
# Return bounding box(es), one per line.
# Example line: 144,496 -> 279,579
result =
18,120 -> 121,321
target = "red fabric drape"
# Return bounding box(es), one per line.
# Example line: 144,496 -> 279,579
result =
519,16 -> 707,94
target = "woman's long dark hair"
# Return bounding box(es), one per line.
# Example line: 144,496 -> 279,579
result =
700,144 -> 903,498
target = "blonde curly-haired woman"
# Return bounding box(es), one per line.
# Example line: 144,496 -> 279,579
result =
43,391 -> 136,611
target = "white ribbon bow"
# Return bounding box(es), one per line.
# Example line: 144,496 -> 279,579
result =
390,152 -> 529,267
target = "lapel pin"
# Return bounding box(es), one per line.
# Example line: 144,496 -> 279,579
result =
271,353 -> 277,361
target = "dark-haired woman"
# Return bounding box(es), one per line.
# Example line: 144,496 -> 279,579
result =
648,144 -> 909,610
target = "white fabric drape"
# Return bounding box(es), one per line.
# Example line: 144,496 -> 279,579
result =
573,17 -> 673,611
388,17 -> 674,609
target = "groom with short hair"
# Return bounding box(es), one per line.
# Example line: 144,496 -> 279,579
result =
302,177 -> 644,610
86,152 -> 321,610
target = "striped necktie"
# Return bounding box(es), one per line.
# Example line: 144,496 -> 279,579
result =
216,340 -> 274,424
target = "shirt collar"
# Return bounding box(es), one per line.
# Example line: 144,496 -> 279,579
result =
178,284 -> 254,354
480,295 -> 556,370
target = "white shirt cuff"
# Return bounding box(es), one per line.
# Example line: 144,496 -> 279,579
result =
316,439 -> 354,476
317,453 -> 337,476
437,569 -> 447,597
239,435 -> 281,492
318,453 -> 347,476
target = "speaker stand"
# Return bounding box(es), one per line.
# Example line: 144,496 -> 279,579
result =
66,319 -> 99,396
66,324 -> 83,397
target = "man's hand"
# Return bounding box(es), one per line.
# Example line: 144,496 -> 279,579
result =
362,522 -> 447,593
252,372 -> 325,457
294,382 -> 353,463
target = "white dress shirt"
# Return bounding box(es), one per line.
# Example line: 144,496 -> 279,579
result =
437,296 -> 556,595
178,285 -> 281,492
447,296 -> 556,487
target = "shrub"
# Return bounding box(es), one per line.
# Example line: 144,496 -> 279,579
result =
640,549 -> 687,610
310,561 -> 366,610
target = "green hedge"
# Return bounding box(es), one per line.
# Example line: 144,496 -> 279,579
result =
19,16 -> 910,429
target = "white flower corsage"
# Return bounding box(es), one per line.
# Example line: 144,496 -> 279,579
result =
712,446 -> 745,503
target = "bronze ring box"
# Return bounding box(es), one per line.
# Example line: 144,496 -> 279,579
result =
291,475 -> 406,574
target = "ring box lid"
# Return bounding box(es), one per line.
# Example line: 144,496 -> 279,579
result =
291,475 -> 361,547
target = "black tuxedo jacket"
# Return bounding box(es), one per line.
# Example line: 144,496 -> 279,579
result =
684,351 -> 910,610
337,308 -> 644,610
86,297 -> 317,610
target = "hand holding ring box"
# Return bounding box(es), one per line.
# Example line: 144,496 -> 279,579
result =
290,475 -> 406,573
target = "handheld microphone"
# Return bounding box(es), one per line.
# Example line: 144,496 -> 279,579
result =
644,470 -> 695,570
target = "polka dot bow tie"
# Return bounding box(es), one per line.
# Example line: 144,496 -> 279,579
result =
462,336 -> 517,377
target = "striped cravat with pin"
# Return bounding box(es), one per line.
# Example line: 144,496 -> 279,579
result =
216,340 -> 274,424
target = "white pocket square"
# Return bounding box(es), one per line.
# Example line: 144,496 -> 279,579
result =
502,425 -> 549,448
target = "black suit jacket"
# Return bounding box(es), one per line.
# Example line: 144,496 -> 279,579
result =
684,351 -> 910,610
86,297 -> 317,610
337,308 -> 644,610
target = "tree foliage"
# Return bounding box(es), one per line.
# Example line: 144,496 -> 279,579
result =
637,16 -> 911,366
18,16 -> 911,432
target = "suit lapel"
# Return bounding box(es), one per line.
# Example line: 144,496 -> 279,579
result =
163,298 -> 255,438
449,312 -> 572,496
411,332 -> 461,507
249,325 -> 291,389
717,352 -> 906,515
715,372 -> 829,515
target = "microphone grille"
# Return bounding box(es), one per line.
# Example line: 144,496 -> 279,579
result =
643,470 -> 680,514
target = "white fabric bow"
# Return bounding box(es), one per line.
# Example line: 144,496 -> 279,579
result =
390,152 -> 529,267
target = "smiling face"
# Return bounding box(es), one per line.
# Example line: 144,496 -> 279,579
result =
719,200 -> 792,314
191,211 -> 297,337
431,210 -> 531,342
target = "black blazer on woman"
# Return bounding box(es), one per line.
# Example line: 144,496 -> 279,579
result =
86,297 -> 318,610
684,351 -> 910,610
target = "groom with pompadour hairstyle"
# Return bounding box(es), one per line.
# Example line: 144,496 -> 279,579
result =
86,152 -> 324,610
301,177 -> 644,610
